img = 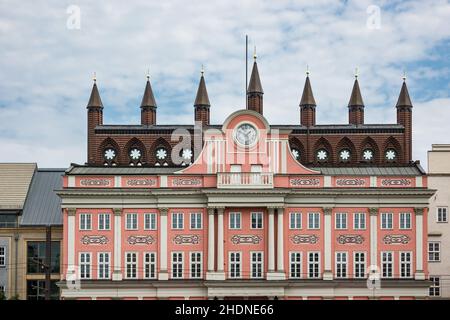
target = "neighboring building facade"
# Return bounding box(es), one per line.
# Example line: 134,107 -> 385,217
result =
427,144 -> 450,298
58,60 -> 434,300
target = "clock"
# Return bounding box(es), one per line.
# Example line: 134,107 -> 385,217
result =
234,123 -> 258,147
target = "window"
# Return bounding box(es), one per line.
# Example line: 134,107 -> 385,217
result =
79,252 -> 91,279
428,242 -> 440,262
0,246 -> 5,267
290,212 -> 302,229
79,213 -> 92,230
190,252 -> 202,279
125,252 -> 138,279
172,252 -> 183,279
308,252 -> 320,279
190,213 -> 202,230
144,213 -> 157,230
335,213 -> 347,229
437,207 -> 448,223
399,212 -> 411,229
144,252 -> 157,279
290,252 -> 302,279
335,252 -> 348,278
126,213 -> 138,230
381,252 -> 393,278
250,252 -> 263,279
229,252 -> 241,278
0,214 -> 17,228
429,277 -> 441,297
27,241 -> 60,274
229,212 -> 241,229
98,213 -> 110,230
354,252 -> 366,278
308,212 -> 320,229
400,252 -> 412,278
381,213 -> 393,229
251,212 -> 263,229
97,252 -> 110,279
0,285 -> 4,295
353,213 -> 366,230
26,280 -> 59,300
172,212 -> 184,229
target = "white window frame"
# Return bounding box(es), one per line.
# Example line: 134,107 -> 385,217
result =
428,242 -> 441,262
429,276 -> 441,297
144,213 -> 157,230
171,212 -> 184,230
289,252 -> 302,279
335,252 -> 348,279
0,246 -> 6,267
353,212 -> 366,230
98,213 -> 111,231
229,251 -> 242,279
250,251 -> 264,279
79,252 -> 91,279
125,213 -> 138,230
353,252 -> 366,278
190,252 -> 202,279
399,251 -> 412,278
381,212 -> 393,230
190,212 -> 202,230
289,212 -> 302,229
171,252 -> 184,279
307,251 -> 320,279
437,207 -> 448,223
125,252 -> 138,279
229,212 -> 241,230
143,252 -> 157,279
308,212 -> 320,229
399,212 -> 411,230
250,212 -> 263,229
381,251 -> 394,279
79,213 -> 92,231
97,252 -> 110,279
335,212 -> 347,230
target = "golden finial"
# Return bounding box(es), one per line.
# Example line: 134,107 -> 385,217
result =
200,64 -> 204,76
253,46 -> 257,60
93,72 -> 97,83
354,67 -> 359,79
306,65 -> 310,77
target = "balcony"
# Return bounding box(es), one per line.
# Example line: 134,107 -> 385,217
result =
217,172 -> 274,189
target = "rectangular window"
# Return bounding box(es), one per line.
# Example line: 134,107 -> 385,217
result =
79,252 -> 91,279
0,246 -> 5,267
250,252 -> 263,279
429,277 -> 441,297
308,252 -> 320,279
381,213 -> 393,229
125,252 -> 138,279
172,213 -> 184,230
98,213 -> 110,230
229,212 -> 241,229
26,280 -> 59,300
190,252 -> 202,279
353,213 -> 366,230
400,252 -> 412,278
0,214 -> 17,228
437,207 -> 448,223
79,213 -> 92,230
399,212 -> 411,229
126,213 -> 138,230
354,252 -> 366,278
190,213 -> 202,230
335,252 -> 348,278
97,252 -> 110,279
144,213 -> 156,230
289,212 -> 302,229
428,242 -> 440,262
172,252 -> 183,279
381,251 -> 394,278
229,252 -> 241,278
335,213 -> 347,229
308,212 -> 320,229
26,241 -> 60,274
290,252 -> 302,279
144,252 -> 156,279
0,285 -> 4,295
251,212 -> 263,229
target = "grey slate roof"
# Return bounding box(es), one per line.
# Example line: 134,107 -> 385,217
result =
20,169 -> 65,226
312,166 -> 423,176
67,165 -> 180,175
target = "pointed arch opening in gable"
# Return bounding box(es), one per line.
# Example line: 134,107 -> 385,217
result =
99,137 -> 121,166
150,137 -> 172,166
313,137 -> 334,164
289,137 -> 306,164
336,137 -> 357,164
124,137 -> 147,166
383,136 -> 403,164
359,136 -> 380,164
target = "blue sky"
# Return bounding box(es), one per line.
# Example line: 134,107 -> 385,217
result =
0,0 -> 449,168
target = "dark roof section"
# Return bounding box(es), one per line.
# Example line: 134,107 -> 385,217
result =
299,75 -> 316,106
348,79 -> 364,107
312,165 -> 423,176
247,61 -> 263,94
396,81 -> 413,107
21,169 -> 65,226
87,82 -> 103,108
66,165 -> 180,175
194,74 -> 210,106
140,79 -> 157,108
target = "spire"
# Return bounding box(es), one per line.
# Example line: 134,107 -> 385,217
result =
300,73 -> 316,106
194,68 -> 210,107
140,73 -> 157,108
396,77 -> 413,108
87,74 -> 103,108
247,58 -> 264,94
348,76 -> 364,107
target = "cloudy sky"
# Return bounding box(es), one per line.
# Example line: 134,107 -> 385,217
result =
0,0 -> 449,168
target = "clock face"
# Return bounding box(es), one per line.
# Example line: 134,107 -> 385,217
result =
234,123 -> 258,147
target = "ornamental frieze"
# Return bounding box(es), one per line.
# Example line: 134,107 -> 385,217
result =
170,177 -> 202,187
79,178 -> 112,187
230,234 -> 262,245
289,177 -> 321,187
383,234 -> 411,244
81,235 -> 109,245
124,177 -> 157,187
127,235 -> 155,245
173,234 -> 200,245
337,234 -> 364,245
380,178 -> 413,187
290,234 -> 319,244
335,178 -> 367,187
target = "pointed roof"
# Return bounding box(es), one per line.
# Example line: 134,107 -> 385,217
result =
247,61 -> 264,94
396,80 -> 413,108
194,73 -> 210,106
348,78 -> 364,107
140,77 -> 157,108
87,82 -> 103,108
299,75 -> 316,106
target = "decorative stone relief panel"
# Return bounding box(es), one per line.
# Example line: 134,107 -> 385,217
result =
81,235 -> 109,245
336,234 -> 364,245
173,234 -> 200,245
290,234 -> 319,244
383,234 -> 411,244
230,235 -> 262,245
127,235 -> 155,245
